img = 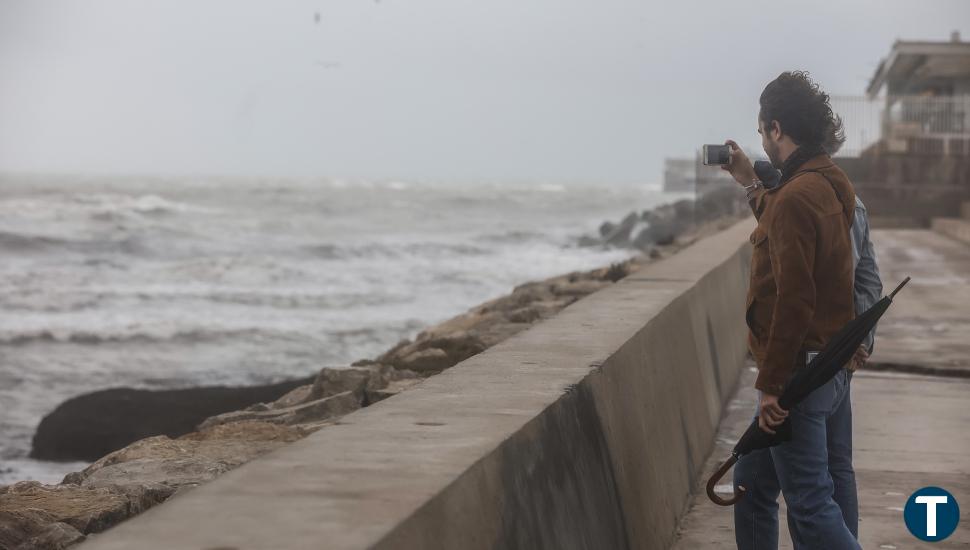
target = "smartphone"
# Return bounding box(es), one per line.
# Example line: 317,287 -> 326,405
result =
702,144 -> 731,166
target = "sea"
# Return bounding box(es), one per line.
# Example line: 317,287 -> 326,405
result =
0,174 -> 686,484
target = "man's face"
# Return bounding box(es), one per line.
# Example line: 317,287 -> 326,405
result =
759,118 -> 782,168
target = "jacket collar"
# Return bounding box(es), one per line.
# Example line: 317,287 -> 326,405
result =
779,144 -> 832,184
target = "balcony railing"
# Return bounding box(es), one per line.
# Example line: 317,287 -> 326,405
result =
830,95 -> 970,157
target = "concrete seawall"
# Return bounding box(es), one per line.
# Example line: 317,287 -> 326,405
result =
81,218 -> 756,550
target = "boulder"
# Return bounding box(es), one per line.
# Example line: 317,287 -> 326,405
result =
504,304 -> 548,323
31,376 -> 315,462
197,391 -> 363,429
375,339 -> 413,365
600,261 -> 632,282
397,319 -> 514,361
464,321 -> 535,349
424,331 -> 488,365
182,419 -> 310,443
78,458 -> 233,492
397,348 -> 451,373
1,508 -> 85,550
309,366 -> 373,400
602,211 -> 639,247
309,364 -> 421,400
17,521 -> 86,550
270,384 -> 314,410
598,220 -> 616,238
673,198 -> 695,221
0,481 -> 171,547
62,421 -> 312,491
197,364 -> 424,427
549,279 -> 610,297
365,378 -> 425,405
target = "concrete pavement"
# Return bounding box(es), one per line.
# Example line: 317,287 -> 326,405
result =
867,229 -> 970,376
673,228 -> 970,549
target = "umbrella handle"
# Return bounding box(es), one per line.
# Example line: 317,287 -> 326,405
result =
889,276 -> 910,299
706,454 -> 746,506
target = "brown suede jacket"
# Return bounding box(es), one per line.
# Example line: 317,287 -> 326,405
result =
746,153 -> 856,395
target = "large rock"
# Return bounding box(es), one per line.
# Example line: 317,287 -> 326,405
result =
63,421 -> 311,491
78,458 -> 233,492
199,364 -> 423,428
11,518 -> 86,550
550,279 -> 610,297
309,366 -> 374,399
379,331 -> 488,374
31,376 -> 315,462
0,481 -> 171,548
198,391 -> 363,429
602,211 -> 639,246
0,509 -> 85,550
310,364 -> 422,403
268,384 -> 314,410
364,378 -> 425,404
397,348 -> 451,373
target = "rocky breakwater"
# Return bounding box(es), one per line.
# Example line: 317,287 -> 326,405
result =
1,194 -> 748,549
580,185 -> 745,250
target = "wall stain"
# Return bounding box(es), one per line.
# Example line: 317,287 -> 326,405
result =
495,381 -> 632,550
706,315 -> 723,398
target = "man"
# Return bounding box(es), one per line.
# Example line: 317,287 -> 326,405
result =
728,156 -> 883,550
721,71 -> 869,550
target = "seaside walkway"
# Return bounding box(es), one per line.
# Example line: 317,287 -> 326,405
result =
673,227 -> 970,549
73,221 -> 970,549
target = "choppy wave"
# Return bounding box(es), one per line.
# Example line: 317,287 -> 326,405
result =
0,231 -> 66,252
301,240 -> 492,260
474,229 -> 549,244
0,230 -> 149,255
2,193 -> 213,216
0,326 -> 310,346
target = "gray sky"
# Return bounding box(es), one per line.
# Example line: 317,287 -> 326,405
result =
0,1 -> 966,184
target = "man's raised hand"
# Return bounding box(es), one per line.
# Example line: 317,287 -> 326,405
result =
721,139 -> 757,187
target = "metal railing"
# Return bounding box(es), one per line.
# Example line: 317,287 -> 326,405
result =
830,95 -> 970,157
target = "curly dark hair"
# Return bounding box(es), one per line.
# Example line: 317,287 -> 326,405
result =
759,71 -> 845,154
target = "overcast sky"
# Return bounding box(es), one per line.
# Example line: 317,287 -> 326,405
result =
0,1 -> 966,184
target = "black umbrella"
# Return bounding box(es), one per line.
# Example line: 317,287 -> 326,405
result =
706,276 -> 911,506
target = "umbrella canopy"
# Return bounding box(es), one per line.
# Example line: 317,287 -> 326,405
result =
706,277 -> 910,506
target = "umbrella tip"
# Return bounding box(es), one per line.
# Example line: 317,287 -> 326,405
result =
889,276 -> 911,299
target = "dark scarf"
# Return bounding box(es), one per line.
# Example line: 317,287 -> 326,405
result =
779,143 -> 827,184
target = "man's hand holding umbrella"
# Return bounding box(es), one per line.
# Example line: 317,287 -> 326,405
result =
848,345 -> 869,372
759,393 -> 788,435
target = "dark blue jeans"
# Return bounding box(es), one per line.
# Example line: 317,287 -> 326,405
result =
733,369 -> 859,550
